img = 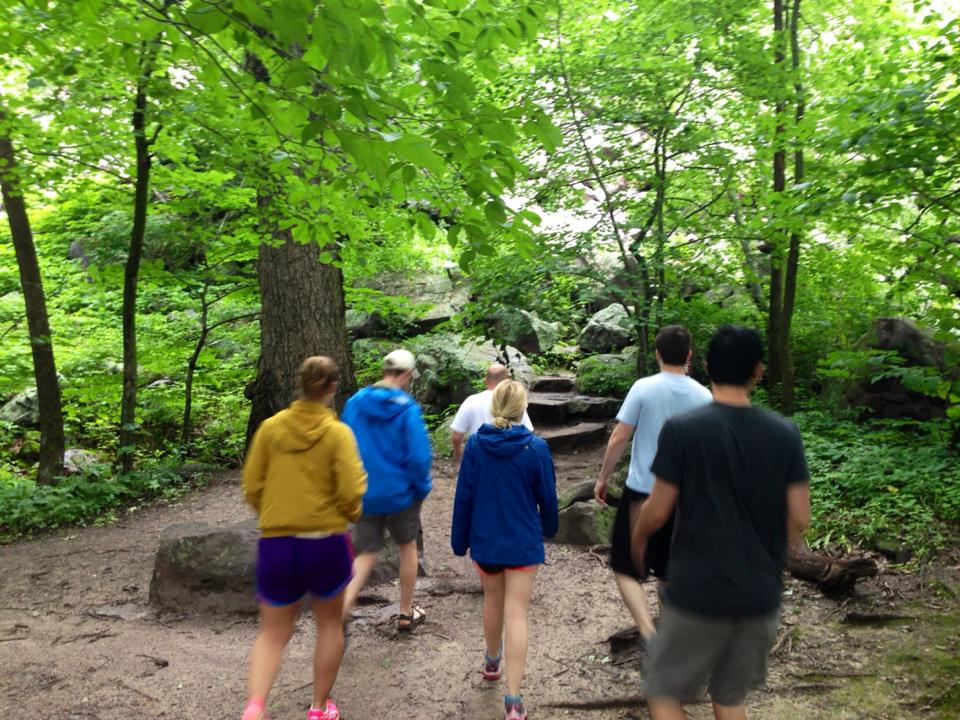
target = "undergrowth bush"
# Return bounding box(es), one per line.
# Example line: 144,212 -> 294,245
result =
0,462 -> 208,540
797,410 -> 960,558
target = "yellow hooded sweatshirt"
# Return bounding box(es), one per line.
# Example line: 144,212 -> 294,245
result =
242,400 -> 367,537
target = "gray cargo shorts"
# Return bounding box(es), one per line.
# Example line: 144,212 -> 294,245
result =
351,500 -> 422,553
644,599 -> 779,707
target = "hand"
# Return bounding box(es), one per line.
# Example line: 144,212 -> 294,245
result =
594,478 -> 608,506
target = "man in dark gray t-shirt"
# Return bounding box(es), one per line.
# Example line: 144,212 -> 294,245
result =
632,325 -> 811,720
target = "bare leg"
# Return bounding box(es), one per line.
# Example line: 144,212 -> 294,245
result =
341,551 -> 379,621
614,572 -> 656,638
503,569 -> 537,697
648,698 -> 687,720
247,601 -> 300,706
397,540 -> 418,617
711,702 -> 747,720
310,592 -> 346,709
617,495 -> 656,638
478,570 -> 506,658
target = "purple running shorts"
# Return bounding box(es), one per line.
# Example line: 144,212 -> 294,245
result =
255,533 -> 354,606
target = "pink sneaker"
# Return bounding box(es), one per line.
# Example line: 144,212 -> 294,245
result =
241,699 -> 269,720
307,699 -> 340,720
483,652 -> 502,681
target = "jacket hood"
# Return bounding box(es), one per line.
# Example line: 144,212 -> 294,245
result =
350,385 -> 416,421
475,423 -> 534,458
274,400 -> 337,452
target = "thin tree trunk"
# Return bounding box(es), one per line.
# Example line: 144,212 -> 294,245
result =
779,0 -> 805,415
0,109 -> 65,484
767,0 -> 788,404
119,49 -> 156,472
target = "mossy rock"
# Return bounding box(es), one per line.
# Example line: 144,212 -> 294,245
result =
431,415 -> 455,458
576,353 -> 636,398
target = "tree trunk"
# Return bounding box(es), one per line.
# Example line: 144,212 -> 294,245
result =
119,58 -> 154,472
245,220 -> 354,446
0,110 -> 65,484
778,0 -> 805,415
766,0 -> 788,406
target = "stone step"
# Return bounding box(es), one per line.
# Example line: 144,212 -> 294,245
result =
530,375 -> 576,393
536,422 -> 607,453
527,392 -> 570,424
528,392 -> 621,425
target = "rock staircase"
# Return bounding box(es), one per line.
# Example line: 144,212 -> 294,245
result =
528,375 -> 619,453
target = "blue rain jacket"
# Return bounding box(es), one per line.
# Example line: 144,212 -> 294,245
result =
342,385 -> 432,515
451,424 -> 559,566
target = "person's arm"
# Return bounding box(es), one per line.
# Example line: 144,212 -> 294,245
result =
594,421 -> 635,505
786,481 -> 810,552
452,430 -> 466,462
333,425 -> 368,523
450,439 -> 477,556
241,426 -> 269,514
535,444 -> 560,538
406,403 -> 433,500
630,477 -> 679,571
785,422 -> 811,552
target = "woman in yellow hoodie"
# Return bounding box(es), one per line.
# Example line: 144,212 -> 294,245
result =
240,356 -> 367,720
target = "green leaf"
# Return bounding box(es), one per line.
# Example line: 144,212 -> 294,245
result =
186,1 -> 231,34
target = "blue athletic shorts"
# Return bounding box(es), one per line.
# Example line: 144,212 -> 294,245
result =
255,534 -> 354,606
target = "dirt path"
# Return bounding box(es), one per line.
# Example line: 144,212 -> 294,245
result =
1,445 -> 958,719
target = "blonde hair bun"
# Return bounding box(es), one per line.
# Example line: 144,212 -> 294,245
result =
490,379 -> 527,429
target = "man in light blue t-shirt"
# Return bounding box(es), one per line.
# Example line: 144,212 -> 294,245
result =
594,325 -> 712,639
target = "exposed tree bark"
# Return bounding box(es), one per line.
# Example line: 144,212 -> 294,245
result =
787,542 -> 878,594
0,108 -> 65,484
245,210 -> 354,445
119,45 -> 159,473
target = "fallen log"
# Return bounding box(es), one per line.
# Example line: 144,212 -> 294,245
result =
787,543 -> 879,593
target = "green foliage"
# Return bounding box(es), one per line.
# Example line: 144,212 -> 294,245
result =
575,353 -> 636,398
798,411 -> 960,558
0,462 -> 207,539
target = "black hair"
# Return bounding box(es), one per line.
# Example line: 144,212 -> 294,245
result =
707,325 -> 763,385
655,325 -> 693,366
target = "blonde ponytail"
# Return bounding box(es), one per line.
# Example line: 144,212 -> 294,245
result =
490,380 -> 527,429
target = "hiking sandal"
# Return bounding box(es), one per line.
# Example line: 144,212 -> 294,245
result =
397,605 -> 426,633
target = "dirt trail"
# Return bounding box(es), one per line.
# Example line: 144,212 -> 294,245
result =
1,444 -> 958,720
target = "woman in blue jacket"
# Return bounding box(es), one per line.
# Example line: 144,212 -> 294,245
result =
451,380 -> 559,720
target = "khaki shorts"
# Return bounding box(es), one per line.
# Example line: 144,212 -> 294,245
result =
351,500 -> 422,553
644,599 -> 779,707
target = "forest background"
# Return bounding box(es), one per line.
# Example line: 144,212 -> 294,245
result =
0,0 -> 958,563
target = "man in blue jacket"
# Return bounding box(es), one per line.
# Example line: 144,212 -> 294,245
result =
341,349 -> 433,632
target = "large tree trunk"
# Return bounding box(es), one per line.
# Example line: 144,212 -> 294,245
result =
245,222 -> 354,446
0,110 -> 65,484
119,58 -> 154,473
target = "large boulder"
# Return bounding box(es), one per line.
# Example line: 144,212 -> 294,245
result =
550,500 -> 614,546
352,270 -> 470,337
578,304 -> 633,353
827,318 -> 958,421
149,521 -> 426,615
489,308 -> 561,355
575,352 -> 636,398
149,522 -> 259,614
407,333 -> 534,414
0,388 -> 39,427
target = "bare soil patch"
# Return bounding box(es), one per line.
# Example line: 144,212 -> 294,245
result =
1,443 -> 958,719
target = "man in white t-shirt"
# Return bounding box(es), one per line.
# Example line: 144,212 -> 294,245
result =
450,363 -> 533,461
594,325 -> 712,639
